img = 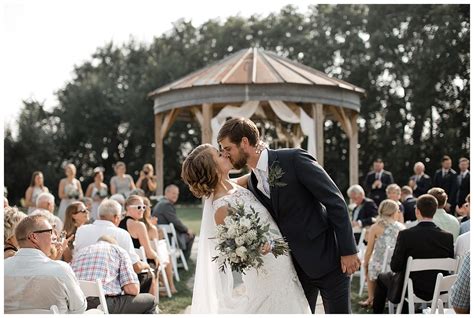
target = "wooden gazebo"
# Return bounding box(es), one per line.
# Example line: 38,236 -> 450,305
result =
148,48 -> 365,195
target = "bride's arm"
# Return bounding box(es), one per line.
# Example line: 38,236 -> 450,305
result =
214,206 -> 229,225
231,173 -> 250,188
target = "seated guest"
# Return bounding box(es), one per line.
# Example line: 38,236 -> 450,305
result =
31,192 -> 63,232
347,184 -> 378,242
450,252 -> 470,314
373,194 -> 454,313
360,200 -> 405,308
75,199 -> 149,273
142,197 -> 176,294
428,187 -> 460,241
120,195 -> 160,295
4,206 -> 27,259
386,184 -> 405,223
458,194 -> 470,235
62,201 -> 90,262
110,193 -> 126,217
454,231 -> 470,258
4,215 -> 87,313
408,162 -> 432,198
153,184 -> 195,260
71,235 -> 157,314
401,186 -> 417,222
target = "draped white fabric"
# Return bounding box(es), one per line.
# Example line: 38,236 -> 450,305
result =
210,100 -> 317,158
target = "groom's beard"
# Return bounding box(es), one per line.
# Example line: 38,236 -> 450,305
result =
231,148 -> 248,170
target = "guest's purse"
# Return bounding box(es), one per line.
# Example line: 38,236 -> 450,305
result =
387,272 -> 405,304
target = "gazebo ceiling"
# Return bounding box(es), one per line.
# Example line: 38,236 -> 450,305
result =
149,47 -> 365,114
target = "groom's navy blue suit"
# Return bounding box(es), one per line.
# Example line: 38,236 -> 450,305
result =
247,148 -> 358,314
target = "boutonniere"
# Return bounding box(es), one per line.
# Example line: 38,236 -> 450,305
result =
268,161 -> 287,188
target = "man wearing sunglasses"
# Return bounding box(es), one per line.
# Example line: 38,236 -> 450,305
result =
4,215 -> 87,314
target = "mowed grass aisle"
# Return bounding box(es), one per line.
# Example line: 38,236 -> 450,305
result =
163,205 -> 375,314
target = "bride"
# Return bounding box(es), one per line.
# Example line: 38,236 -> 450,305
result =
181,143 -> 311,314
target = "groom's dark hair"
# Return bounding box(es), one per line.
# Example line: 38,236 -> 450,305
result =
217,117 -> 260,146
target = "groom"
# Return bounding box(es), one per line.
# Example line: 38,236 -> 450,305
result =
218,118 -> 360,314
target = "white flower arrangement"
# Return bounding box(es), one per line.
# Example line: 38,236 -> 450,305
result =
211,202 -> 290,274
65,184 -> 80,199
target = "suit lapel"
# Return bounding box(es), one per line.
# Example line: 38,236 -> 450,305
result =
267,149 -> 280,220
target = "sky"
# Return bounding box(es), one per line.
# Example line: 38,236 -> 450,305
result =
1,0 -> 317,132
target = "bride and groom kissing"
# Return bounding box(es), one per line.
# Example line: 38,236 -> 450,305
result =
181,117 -> 360,314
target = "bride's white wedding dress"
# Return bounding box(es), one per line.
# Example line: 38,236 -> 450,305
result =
191,184 -> 311,314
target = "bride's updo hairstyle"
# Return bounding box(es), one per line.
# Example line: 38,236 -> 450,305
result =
181,144 -> 218,198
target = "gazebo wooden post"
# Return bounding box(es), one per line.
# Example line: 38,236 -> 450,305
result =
202,103 -> 213,144
349,113 -> 359,186
154,112 -> 164,196
312,103 -> 325,166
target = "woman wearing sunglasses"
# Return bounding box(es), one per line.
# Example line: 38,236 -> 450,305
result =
120,195 -> 160,297
61,201 -> 90,262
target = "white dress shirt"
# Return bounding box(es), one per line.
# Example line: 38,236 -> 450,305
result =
4,248 -> 87,314
74,219 -> 140,264
454,231 -> 470,258
252,149 -> 270,198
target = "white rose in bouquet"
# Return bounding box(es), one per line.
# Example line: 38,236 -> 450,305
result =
235,236 -> 245,246
235,246 -> 247,260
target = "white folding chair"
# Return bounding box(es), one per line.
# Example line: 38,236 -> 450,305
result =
394,256 -> 459,314
150,239 -> 173,298
135,246 -> 163,303
429,273 -> 457,314
351,228 -> 367,296
381,246 -> 395,273
159,224 -> 189,281
79,279 -> 109,314
6,305 -> 60,314
168,223 -> 189,271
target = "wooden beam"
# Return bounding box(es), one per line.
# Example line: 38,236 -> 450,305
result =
328,106 -> 352,137
312,103 -> 325,166
201,103 -> 213,144
349,112 -> 359,186
161,108 -> 180,137
154,113 -> 164,196
190,106 -> 203,127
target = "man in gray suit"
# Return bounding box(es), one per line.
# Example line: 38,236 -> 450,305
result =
152,184 -> 195,260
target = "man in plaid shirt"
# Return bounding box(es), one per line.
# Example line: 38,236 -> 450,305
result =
451,252 -> 470,314
71,235 -> 157,314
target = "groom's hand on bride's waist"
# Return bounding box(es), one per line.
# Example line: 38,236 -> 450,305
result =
340,254 -> 361,275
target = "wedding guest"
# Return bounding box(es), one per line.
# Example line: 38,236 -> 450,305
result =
450,252 -> 470,314
454,231 -> 470,258
136,163 -> 157,199
408,162 -> 431,198
433,155 -> 458,214
428,187 -> 460,241
110,161 -> 135,198
458,194 -> 470,235
25,171 -> 49,214
4,215 -> 87,313
386,184 -> 405,223
372,194 -> 454,313
347,184 -> 378,242
142,197 -> 176,294
61,201 -> 90,262
58,163 -> 83,221
4,206 -> 27,259
153,184 -> 195,260
401,186 -> 417,222
456,157 -> 470,208
120,195 -> 160,296
31,192 -> 63,232
71,235 -> 157,314
85,169 -> 108,220
360,200 -> 405,308
364,158 -> 394,206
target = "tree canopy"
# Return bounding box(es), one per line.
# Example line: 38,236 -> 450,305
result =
4,4 -> 469,205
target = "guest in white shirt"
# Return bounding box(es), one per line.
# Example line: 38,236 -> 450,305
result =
454,231 -> 470,258
428,187 -> 460,241
74,199 -> 150,274
4,215 -> 87,314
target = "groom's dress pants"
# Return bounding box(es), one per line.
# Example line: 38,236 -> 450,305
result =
293,259 -> 351,314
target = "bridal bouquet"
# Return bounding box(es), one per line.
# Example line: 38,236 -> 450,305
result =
211,203 -> 290,274
65,185 -> 80,199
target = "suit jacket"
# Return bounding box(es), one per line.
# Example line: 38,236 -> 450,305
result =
433,169 -> 458,207
390,222 -> 454,301
364,170 -> 394,206
456,171 -> 470,207
247,148 -> 357,279
410,174 -> 432,198
402,196 -> 417,222
153,198 -> 189,250
353,197 -> 378,227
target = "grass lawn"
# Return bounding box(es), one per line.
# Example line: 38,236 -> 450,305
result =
176,205 -> 203,235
